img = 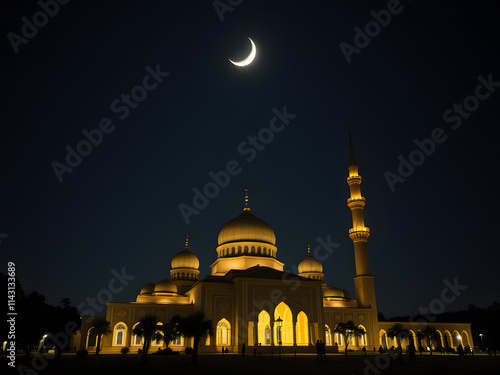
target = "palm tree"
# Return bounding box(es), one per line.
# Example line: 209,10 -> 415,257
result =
387,323 -> 410,348
158,315 -> 183,350
93,320 -> 111,355
332,321 -> 366,355
417,326 -> 440,356
178,311 -> 212,364
132,315 -> 162,364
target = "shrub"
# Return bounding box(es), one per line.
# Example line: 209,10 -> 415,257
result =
76,350 -> 88,358
185,347 -> 193,355
137,348 -> 143,354
120,347 -> 129,354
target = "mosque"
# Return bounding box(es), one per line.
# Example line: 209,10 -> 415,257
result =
75,140 -> 473,354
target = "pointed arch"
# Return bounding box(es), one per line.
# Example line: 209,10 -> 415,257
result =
325,325 -> 332,346
452,330 -> 461,347
379,329 -> 388,349
216,318 -> 231,346
358,325 -> 367,346
274,302 -> 293,346
258,310 -> 271,346
461,330 -> 470,347
435,330 -> 444,348
112,322 -> 127,346
296,311 -> 309,346
443,330 -> 452,348
408,330 -> 418,348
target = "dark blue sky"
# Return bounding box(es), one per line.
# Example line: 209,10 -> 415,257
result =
1,0 -> 499,318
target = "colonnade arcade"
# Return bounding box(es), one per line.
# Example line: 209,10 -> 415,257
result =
379,329 -> 471,350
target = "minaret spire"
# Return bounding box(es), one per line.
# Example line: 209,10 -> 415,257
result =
348,131 -> 357,167
243,188 -> 250,211
347,135 -> 377,311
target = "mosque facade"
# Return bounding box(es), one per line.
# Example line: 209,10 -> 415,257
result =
75,141 -> 473,354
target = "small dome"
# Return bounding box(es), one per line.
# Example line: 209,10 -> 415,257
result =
298,250 -> 323,274
153,278 -> 178,294
140,281 -> 155,295
171,236 -> 199,270
171,248 -> 199,270
324,286 -> 344,299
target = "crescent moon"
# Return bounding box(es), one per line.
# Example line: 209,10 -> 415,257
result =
229,38 -> 256,67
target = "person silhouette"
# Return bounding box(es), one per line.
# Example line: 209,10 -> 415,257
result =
408,342 -> 416,361
362,346 -> 366,357
222,346 -> 224,354
379,345 -> 384,355
320,340 -> 327,363
315,340 -> 321,362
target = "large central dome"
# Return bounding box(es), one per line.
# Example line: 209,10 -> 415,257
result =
211,190 -> 284,275
218,209 -> 276,245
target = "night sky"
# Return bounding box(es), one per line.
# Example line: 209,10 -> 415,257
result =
1,0 -> 499,318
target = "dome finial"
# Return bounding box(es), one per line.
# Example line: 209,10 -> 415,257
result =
307,244 -> 311,255
243,188 -> 250,211
185,234 -> 189,249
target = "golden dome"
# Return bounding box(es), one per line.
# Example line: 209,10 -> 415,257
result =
218,210 -> 276,246
298,247 -> 323,274
140,281 -> 155,295
153,278 -> 177,294
171,236 -> 200,270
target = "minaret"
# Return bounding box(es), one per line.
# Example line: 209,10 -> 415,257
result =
347,136 -> 377,311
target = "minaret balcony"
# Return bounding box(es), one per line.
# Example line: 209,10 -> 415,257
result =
347,197 -> 366,209
347,175 -> 362,186
349,227 -> 370,242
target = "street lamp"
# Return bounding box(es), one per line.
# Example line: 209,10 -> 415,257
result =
457,335 -> 462,346
479,334 -> 484,347
276,317 -> 283,362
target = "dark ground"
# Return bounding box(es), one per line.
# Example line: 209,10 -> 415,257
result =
5,352 -> 500,375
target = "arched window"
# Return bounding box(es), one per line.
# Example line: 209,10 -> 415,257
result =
216,319 -> 231,346
325,325 -> 332,346
258,310 -> 271,346
131,323 -> 142,346
113,323 -> 127,346
296,311 -> 309,346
